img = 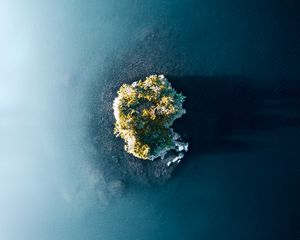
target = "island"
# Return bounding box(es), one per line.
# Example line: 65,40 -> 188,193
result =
113,75 -> 188,166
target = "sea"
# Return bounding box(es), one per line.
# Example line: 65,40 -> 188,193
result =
0,0 -> 299,239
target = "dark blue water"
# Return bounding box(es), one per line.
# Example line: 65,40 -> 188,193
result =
83,1 -> 299,239
2,0 -> 298,239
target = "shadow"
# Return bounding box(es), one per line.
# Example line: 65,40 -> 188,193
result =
169,75 -> 300,157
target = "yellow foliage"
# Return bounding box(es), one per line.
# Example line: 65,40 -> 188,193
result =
113,75 -> 186,160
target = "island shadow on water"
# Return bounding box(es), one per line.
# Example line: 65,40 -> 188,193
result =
171,76 -> 300,155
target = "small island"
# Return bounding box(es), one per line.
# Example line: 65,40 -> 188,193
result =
113,75 -> 188,165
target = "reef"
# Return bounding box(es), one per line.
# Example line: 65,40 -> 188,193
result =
113,75 -> 188,165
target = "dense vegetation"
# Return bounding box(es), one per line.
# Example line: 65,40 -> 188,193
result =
113,75 -> 186,160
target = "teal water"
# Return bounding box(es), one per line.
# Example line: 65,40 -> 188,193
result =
1,0 -> 298,239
